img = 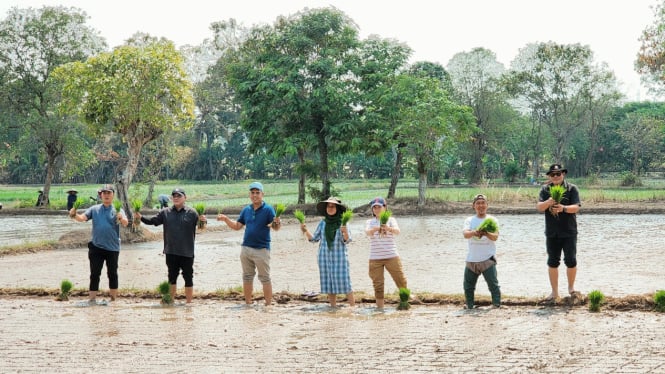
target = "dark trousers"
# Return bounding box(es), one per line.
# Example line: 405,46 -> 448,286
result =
88,242 -> 119,291
166,254 -> 194,287
463,263 -> 501,308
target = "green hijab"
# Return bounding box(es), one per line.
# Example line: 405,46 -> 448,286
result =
324,211 -> 342,248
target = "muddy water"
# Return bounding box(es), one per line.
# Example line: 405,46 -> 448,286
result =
0,214 -> 662,298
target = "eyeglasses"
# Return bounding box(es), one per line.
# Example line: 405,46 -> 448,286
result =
549,172 -> 562,177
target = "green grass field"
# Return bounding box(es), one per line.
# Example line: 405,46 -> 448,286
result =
2,178 -> 665,210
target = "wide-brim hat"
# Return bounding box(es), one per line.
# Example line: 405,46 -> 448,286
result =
66,189 -> 78,193
546,164 -> 568,175
316,197 -> 347,216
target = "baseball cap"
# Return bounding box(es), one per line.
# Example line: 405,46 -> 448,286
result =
100,184 -> 115,193
370,197 -> 386,208
472,194 -> 487,203
248,181 -> 263,192
171,188 -> 186,197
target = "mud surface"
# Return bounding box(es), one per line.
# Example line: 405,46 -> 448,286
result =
1,201 -> 665,372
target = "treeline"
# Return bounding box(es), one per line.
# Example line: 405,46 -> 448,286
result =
2,5 -> 665,206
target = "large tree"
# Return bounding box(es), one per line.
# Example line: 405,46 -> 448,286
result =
53,37 -> 195,220
446,47 -> 508,183
506,42 -> 619,176
225,7 -> 397,200
0,6 -> 105,203
637,0 -> 665,94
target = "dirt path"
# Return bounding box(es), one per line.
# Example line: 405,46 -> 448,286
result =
0,297 -> 663,373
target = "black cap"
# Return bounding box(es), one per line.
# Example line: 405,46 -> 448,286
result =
171,188 -> 186,197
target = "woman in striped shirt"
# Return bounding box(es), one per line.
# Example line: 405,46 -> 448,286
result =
365,197 -> 408,309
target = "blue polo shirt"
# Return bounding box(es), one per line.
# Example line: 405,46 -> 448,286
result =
237,201 -> 276,250
85,203 -> 124,251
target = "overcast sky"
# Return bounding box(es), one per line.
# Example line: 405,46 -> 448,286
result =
1,0 -> 662,101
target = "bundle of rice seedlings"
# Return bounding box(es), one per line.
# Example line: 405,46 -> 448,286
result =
549,184 -> 565,217
397,287 -> 411,310
275,203 -> 286,217
654,290 -> 665,312
477,218 -> 498,233
379,210 -> 392,237
194,203 -> 206,229
158,281 -> 172,305
56,279 -> 73,301
341,210 -> 353,226
113,200 -> 123,224
131,199 -> 143,232
294,210 -> 306,224
588,290 -> 605,312
69,199 -> 85,217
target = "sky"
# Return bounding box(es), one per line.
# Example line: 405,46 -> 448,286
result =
1,0 -> 663,101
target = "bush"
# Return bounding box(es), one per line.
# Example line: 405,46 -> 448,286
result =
620,172 -> 642,187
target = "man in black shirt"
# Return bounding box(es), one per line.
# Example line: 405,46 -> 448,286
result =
136,188 -> 205,303
536,164 -> 582,303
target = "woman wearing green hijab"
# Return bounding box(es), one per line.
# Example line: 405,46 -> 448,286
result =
301,197 -> 355,308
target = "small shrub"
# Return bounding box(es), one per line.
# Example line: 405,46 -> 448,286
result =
654,290 -> 665,312
620,172 -> 642,187
588,290 -> 605,312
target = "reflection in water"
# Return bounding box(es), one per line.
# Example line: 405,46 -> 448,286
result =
0,214 -> 663,298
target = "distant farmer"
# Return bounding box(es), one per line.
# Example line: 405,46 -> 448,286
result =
216,181 -> 281,306
158,194 -> 170,208
66,189 -> 78,210
536,163 -> 581,304
69,184 -> 129,304
36,189 -> 49,207
136,188 -> 203,303
462,194 -> 501,309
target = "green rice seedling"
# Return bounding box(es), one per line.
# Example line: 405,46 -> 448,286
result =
588,290 -> 605,312
341,210 -> 353,226
158,281 -> 172,305
113,200 -> 123,224
131,199 -> 143,231
69,199 -> 85,217
379,210 -> 392,237
549,184 -> 566,217
56,279 -> 73,301
397,287 -> 411,310
654,290 -> 665,312
477,218 -> 498,233
294,209 -> 306,224
379,209 -> 392,225
194,203 -> 206,229
275,203 -> 286,217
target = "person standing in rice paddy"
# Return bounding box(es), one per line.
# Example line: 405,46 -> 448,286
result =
66,189 -> 78,210
462,194 -> 501,309
135,188 -> 203,303
217,181 -> 281,306
364,197 -> 407,309
537,163 -> 582,303
301,197 -> 355,308
69,184 -> 129,303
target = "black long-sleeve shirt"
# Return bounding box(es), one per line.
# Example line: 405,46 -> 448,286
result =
141,205 -> 199,257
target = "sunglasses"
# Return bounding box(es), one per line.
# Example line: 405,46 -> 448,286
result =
549,172 -> 562,177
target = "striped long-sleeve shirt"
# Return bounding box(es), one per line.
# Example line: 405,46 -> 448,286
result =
365,216 -> 400,260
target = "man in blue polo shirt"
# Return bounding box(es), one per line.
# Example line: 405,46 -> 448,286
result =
217,181 -> 281,306
70,184 -> 129,304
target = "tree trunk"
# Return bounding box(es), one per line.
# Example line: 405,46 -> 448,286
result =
387,144 -> 405,199
297,148 -> 306,204
41,148 -> 59,207
317,130 -> 331,199
144,179 -> 156,207
417,159 -> 427,207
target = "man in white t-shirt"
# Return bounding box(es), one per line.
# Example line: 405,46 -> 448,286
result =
462,194 -> 501,309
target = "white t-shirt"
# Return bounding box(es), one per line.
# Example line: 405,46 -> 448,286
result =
463,215 -> 498,262
365,216 -> 400,260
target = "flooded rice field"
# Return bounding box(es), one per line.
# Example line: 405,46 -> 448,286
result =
0,213 -> 663,298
